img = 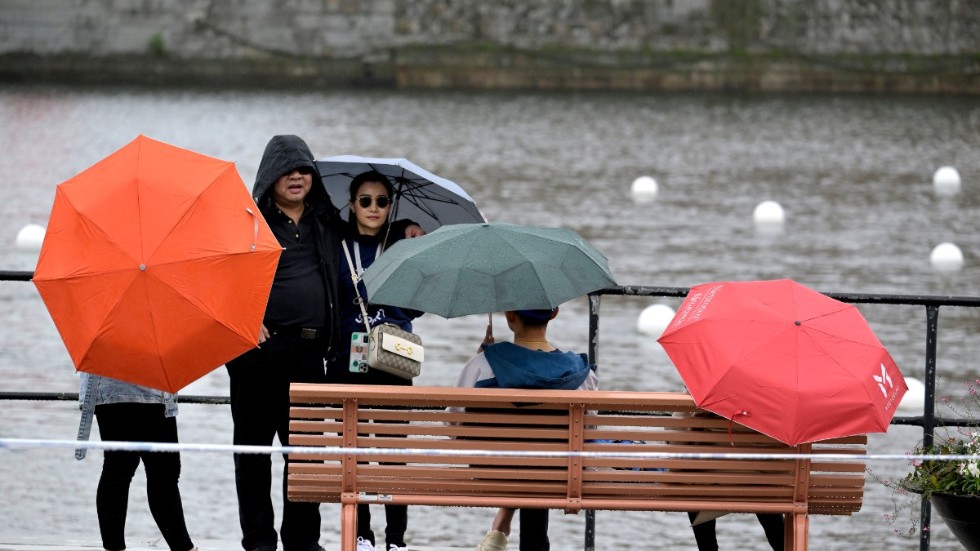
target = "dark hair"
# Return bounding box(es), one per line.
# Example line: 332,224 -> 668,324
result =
514,308 -> 557,327
349,171 -> 394,202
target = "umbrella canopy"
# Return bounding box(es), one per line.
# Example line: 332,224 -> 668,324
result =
361,222 -> 616,318
316,155 -> 485,233
657,279 -> 907,445
33,135 -> 282,393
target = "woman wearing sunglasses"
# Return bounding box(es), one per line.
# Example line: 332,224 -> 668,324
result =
326,170 -> 423,551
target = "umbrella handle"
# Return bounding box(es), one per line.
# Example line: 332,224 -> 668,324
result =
477,315 -> 494,354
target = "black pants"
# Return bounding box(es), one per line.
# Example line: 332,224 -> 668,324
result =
327,349 -> 413,548
95,402 -> 194,551
356,502 -> 407,548
354,419 -> 409,548
687,511 -> 784,551
351,412 -> 410,548
518,508 -> 550,551
227,335 -> 326,551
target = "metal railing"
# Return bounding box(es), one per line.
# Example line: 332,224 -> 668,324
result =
587,285 -> 980,551
3,270 -> 979,551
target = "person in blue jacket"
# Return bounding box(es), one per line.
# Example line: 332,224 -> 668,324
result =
456,307 -> 598,551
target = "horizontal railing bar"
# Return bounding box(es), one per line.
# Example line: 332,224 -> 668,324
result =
1,391 -> 974,429
0,391 -> 230,404
594,285 -> 980,307
6,272 -> 980,307
0,270 -> 32,281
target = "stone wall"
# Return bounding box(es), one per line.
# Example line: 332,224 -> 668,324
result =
2,0 -> 979,93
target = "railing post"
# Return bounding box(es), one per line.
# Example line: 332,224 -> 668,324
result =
584,293 -> 601,551
918,304 -> 940,551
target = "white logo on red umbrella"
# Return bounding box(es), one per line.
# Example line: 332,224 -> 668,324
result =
873,363 -> 893,397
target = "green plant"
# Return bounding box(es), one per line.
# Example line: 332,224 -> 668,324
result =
902,429 -> 980,498
878,379 -> 980,537
147,33 -> 166,57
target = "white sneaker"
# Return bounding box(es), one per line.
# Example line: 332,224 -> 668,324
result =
387,545 -> 407,551
475,530 -> 508,551
356,537 -> 376,551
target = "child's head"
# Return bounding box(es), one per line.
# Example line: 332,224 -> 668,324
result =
512,308 -> 558,327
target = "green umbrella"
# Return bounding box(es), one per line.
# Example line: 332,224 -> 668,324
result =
362,222 -> 617,318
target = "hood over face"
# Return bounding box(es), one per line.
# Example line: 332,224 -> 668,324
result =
252,135 -> 335,214
477,342 -> 592,390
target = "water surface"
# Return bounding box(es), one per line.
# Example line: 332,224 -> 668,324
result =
1,85 -> 978,549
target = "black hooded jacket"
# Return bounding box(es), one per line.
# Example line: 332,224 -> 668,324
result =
252,134 -> 342,360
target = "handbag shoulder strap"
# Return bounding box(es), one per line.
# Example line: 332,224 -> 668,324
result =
341,239 -> 373,336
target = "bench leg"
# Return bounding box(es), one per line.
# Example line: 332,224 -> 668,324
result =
341,503 -> 357,551
784,512 -> 809,551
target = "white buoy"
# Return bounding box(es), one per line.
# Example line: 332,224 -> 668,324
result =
753,200 -> 785,226
896,377 -> 925,415
930,242 -> 964,272
637,303 -> 675,337
630,176 -> 658,203
932,166 -> 961,196
15,224 -> 45,251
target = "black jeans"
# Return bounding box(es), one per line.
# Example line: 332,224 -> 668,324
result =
95,402 -> 194,551
227,334 -> 326,551
356,502 -> 407,548
687,511 -> 784,551
326,365 -> 413,548
354,420 -> 409,548
518,508 -> 550,550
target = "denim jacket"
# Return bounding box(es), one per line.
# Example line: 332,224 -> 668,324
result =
75,373 -> 178,460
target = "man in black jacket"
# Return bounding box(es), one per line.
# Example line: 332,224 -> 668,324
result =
226,135 -> 342,551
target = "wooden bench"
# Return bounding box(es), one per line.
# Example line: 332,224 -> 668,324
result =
288,383 -> 867,551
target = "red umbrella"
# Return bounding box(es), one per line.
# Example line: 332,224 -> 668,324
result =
34,135 -> 282,393
657,278 -> 907,445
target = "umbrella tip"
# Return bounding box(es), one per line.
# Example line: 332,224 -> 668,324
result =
794,320 -> 801,326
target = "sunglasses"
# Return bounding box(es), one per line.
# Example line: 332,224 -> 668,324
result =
288,166 -> 314,176
357,195 -> 391,209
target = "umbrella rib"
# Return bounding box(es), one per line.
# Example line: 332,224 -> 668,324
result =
135,140 -> 147,264
145,164 -> 237,264
673,319 -> 789,401
800,304 -> 855,325
800,328 -> 893,426
135,268 -> 175,392
498,231 -> 591,307
123,271 -> 170,390
399,180 -> 459,203
143,252 -> 262,346
496,233 -> 559,309
448,234 -> 505,317
57,194 -> 141,271
805,325 -> 881,347
60,271 -> 141,370
398,185 -> 442,220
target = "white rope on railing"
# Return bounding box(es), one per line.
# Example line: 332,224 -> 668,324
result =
1,437 -> 976,463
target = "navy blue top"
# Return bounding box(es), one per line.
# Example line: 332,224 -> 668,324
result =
326,222 -> 422,384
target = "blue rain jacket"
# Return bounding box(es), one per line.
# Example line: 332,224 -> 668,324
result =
476,342 -> 592,390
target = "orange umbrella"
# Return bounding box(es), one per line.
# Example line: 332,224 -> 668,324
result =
33,135 -> 282,393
